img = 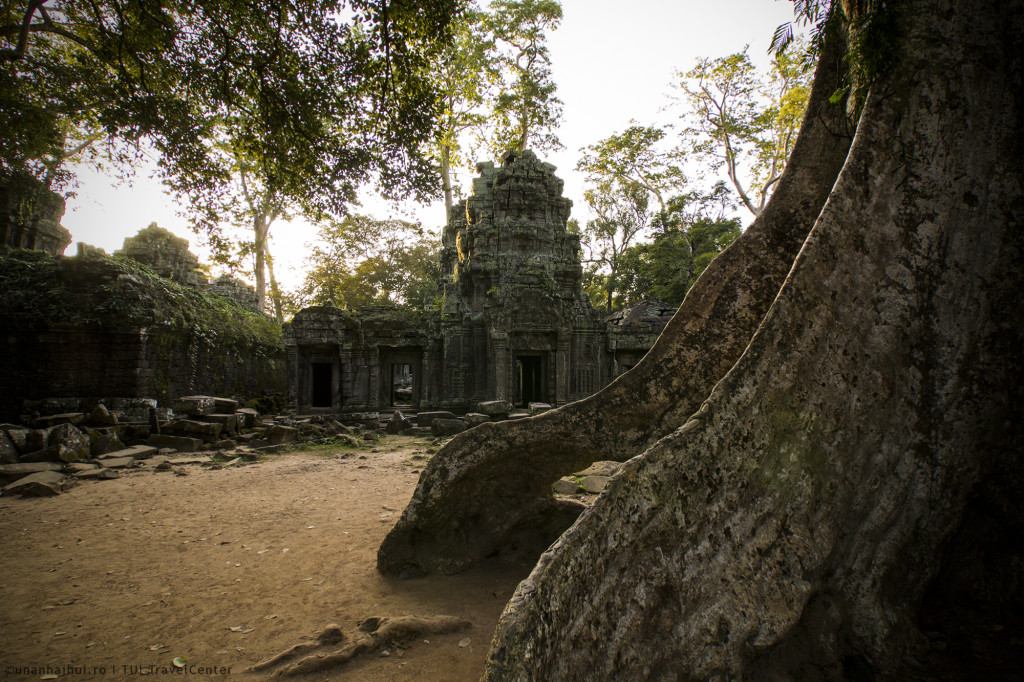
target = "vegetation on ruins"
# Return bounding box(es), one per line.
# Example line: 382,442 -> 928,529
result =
0,249 -> 281,354
293,215 -> 440,312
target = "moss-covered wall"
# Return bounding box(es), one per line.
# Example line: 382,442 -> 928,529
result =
0,250 -> 286,419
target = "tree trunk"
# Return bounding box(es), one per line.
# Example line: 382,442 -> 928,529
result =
483,0 -> 1024,679
253,214 -> 268,313
377,16 -> 855,577
264,240 -> 284,323
441,142 -> 454,216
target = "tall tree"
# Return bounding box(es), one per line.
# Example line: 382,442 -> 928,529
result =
485,0 -> 563,155
296,215 -> 439,311
668,42 -> 812,216
431,5 -> 498,216
579,181 -> 650,312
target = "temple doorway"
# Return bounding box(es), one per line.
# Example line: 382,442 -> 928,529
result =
516,355 -> 545,407
310,362 -> 333,408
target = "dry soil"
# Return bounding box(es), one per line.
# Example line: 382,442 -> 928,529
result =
0,436 -> 534,681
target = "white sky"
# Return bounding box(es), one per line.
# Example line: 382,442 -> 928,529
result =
62,0 -> 799,292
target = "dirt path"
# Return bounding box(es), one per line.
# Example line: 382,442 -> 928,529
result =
0,436 -> 533,681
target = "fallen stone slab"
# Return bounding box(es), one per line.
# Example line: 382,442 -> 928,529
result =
172,396 -> 216,417
574,461 -> 623,477
432,419 -> 467,437
74,468 -> 120,480
213,439 -> 237,450
552,478 -> 579,495
528,402 -> 552,415
213,397 -> 239,413
64,462 -> 99,474
341,413 -> 381,429
476,400 -> 512,417
579,475 -> 609,494
98,445 -> 158,460
32,413 -> 84,428
416,411 -> 457,427
3,471 -> 66,496
386,411 -> 413,435
164,419 -> 223,442
3,428 -> 31,454
248,439 -> 272,448
84,404 -> 117,427
265,425 -> 298,445
19,445 -> 61,463
98,456 -> 135,469
147,434 -> 203,452
0,462 -> 63,478
167,455 -> 213,466
464,413 -> 490,427
200,413 -> 238,436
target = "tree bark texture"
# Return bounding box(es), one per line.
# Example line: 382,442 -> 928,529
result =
377,23 -> 855,577
483,0 -> 1024,678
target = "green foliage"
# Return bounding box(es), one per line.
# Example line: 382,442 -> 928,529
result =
1,0 -> 463,204
668,42 -> 813,216
0,249 -> 281,354
616,217 -> 741,306
485,0 -> 564,155
294,215 -> 440,311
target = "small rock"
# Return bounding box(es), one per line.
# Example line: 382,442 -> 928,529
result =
85,404 -> 117,427
528,402 -> 552,415
575,461 -> 623,477
432,419 -> 467,437
464,413 -> 490,427
264,425 -> 298,445
552,478 -> 579,495
579,475 -> 609,494
97,456 -> 134,469
476,400 -> 512,417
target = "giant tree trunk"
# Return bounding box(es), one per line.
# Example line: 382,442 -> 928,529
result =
377,17 -> 855,577
483,0 -> 1024,678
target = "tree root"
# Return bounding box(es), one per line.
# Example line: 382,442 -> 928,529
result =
246,615 -> 472,676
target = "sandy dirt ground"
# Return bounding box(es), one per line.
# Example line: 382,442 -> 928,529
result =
0,436 -> 535,681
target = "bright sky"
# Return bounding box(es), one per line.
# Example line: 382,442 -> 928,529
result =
62,0 -> 799,293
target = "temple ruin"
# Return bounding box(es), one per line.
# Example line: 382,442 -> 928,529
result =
284,150 -> 674,413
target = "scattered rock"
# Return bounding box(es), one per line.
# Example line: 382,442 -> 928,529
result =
0,462 -> 63,478
552,478 -> 579,495
200,413 -> 238,436
172,396 -> 216,417
415,411 -> 457,428
167,455 -> 212,466
575,461 -> 623,477
464,413 -> 490,427
579,475 -> 609,494
97,456 -> 134,469
476,400 -> 512,418
164,419 -> 223,442
74,468 -> 120,480
385,411 -> 413,434
3,427 -> 31,454
0,430 -> 19,463
528,402 -> 552,415
147,434 -> 203,452
47,423 -> 91,462
265,425 -> 298,445
235,408 -> 261,429
213,397 -> 239,413
431,419 -> 467,437
98,445 -> 157,460
89,432 -> 126,456
63,462 -> 99,474
85,404 -> 117,427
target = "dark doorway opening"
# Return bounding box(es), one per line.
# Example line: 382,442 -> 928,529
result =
391,363 -> 413,407
311,362 -> 333,408
516,355 -> 544,407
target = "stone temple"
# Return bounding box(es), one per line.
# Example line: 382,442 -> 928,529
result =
284,150 -> 675,413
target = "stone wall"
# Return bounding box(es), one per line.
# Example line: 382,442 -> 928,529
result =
0,250 -> 285,421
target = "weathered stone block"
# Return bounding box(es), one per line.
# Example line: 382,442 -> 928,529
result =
0,431 -> 18,463
235,408 -> 261,429
90,433 -> 126,456
465,413 -> 490,427
98,445 -> 158,460
265,425 -> 298,445
477,401 -> 512,417
200,413 -> 238,436
2,428 -> 31,454
74,468 -> 119,480
164,419 -> 223,442
213,397 -> 239,413
47,423 -> 90,462
0,462 -> 62,478
431,419 -> 467,437
32,413 -> 85,428
416,411 -> 457,427
3,471 -> 66,496
386,410 -> 413,434
172,396 -> 216,417
552,478 -> 579,495
528,402 -> 552,414
99,456 -> 134,469
579,475 -> 609,494
147,434 -> 203,452
85,404 -> 117,427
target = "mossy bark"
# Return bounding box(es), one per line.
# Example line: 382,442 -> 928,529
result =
483,0 -> 1024,678
377,17 -> 855,577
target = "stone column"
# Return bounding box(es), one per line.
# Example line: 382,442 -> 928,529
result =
555,332 -> 570,406
492,332 -> 508,401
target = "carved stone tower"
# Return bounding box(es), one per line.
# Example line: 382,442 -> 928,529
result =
438,150 -> 603,409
